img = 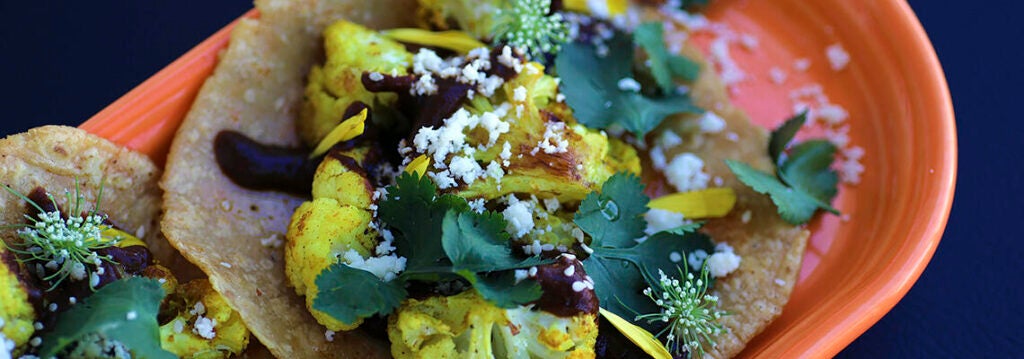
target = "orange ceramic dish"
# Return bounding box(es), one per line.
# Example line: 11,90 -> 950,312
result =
78,0 -> 956,357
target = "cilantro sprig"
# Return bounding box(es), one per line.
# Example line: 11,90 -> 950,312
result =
634,22 -> 701,93
574,173 -> 715,329
313,174 -> 549,326
40,277 -> 174,359
556,32 -> 702,137
726,112 -> 840,224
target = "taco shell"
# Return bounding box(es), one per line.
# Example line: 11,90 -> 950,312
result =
160,1 -> 809,358
160,0 -> 415,357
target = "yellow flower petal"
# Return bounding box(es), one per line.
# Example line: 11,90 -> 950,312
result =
383,28 -> 486,54
599,308 -> 672,359
309,109 -> 367,159
103,228 -> 146,248
404,154 -> 431,178
649,188 -> 737,219
563,0 -> 628,16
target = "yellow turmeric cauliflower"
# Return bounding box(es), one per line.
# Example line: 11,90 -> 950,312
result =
389,291 -> 598,359
159,279 -> 249,358
285,154 -> 381,331
0,247 -> 34,354
299,21 -> 413,146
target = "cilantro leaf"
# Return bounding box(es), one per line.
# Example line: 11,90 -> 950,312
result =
462,270 -> 544,308
442,210 -> 548,272
313,264 -> 407,326
634,22 -> 700,93
574,172 -> 650,248
379,173 -> 468,270
728,112 -> 841,225
780,140 -> 840,204
768,111 -> 807,164
556,32 -> 702,137
574,172 -> 717,326
583,232 -> 715,326
41,277 -> 174,359
661,221 -> 705,235
316,174 -> 549,321
725,160 -> 835,224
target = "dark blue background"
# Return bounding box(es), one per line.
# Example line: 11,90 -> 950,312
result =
1,1 -> 1018,357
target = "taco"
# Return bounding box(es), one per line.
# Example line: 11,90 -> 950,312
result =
161,0 -> 823,358
0,126 -> 251,358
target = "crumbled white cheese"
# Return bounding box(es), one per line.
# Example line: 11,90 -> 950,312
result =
697,111 -> 726,133
343,250 -> 407,282
769,66 -> 787,85
687,249 -> 709,272
193,316 -> 217,340
826,43 -> 850,71
502,197 -> 535,238
669,251 -> 683,263
617,77 -> 642,92
513,86 -> 528,102
468,198 -> 487,214
658,130 -> 683,148
368,72 -> 384,82
173,319 -> 185,334
706,244 -> 741,278
663,153 -> 710,192
644,209 -> 686,235
260,234 -> 284,248
793,58 -> 811,72
535,121 -> 569,155
412,73 -> 438,95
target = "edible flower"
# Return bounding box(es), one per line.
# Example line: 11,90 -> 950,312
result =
2,183 -> 119,291
648,187 -> 737,219
492,0 -> 569,59
383,28 -> 486,54
309,108 -> 367,158
599,308 -> 672,359
404,154 -> 431,178
636,266 -> 727,358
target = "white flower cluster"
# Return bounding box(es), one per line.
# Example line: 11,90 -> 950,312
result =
636,268 -> 726,357
493,0 -> 569,59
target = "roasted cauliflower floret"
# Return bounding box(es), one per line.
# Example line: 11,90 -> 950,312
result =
286,154 -> 382,331
446,61 -> 641,202
389,291 -> 598,359
300,20 -> 413,146
159,279 -> 249,359
311,153 -> 375,209
1,248 -> 34,353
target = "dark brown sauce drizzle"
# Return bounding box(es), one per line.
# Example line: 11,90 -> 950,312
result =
532,255 -> 598,317
214,131 -> 322,197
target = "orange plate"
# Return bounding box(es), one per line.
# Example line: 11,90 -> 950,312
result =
78,1 -> 955,357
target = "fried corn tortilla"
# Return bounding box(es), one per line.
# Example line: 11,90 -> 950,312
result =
160,1 -> 416,357
0,126 -> 200,277
160,1 -> 808,358
659,47 -> 810,358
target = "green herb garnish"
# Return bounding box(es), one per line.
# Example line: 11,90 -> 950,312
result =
313,173 -> 549,326
40,277 -> 174,359
574,173 -> 715,326
492,0 -> 569,60
556,32 -> 702,137
636,265 -> 726,358
2,183 -> 120,291
634,22 -> 701,93
726,112 -> 840,224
